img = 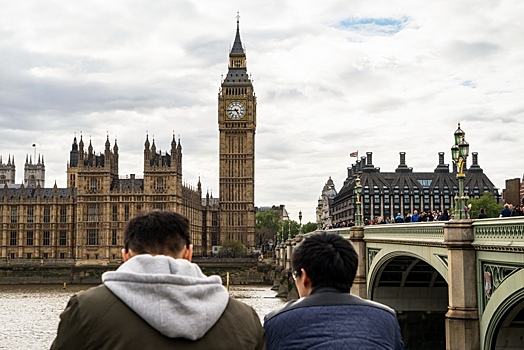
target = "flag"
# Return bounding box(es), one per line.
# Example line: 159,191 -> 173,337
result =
349,151 -> 358,158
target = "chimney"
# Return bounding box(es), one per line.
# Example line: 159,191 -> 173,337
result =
366,152 -> 373,166
472,152 -> 478,166
439,152 -> 444,165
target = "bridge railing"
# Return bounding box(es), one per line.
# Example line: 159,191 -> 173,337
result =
362,221 -> 445,245
472,216 -> 524,251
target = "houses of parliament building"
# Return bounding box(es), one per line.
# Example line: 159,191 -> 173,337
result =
0,18 -> 256,263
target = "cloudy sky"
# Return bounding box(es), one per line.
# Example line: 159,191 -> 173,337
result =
1,1 -> 523,223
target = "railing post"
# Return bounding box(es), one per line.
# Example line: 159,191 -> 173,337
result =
349,226 -> 367,298
285,239 -> 292,271
444,219 -> 479,350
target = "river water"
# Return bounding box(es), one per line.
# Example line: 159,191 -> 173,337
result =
0,284 -> 284,350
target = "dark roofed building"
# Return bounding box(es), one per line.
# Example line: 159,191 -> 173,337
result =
331,151 -> 499,224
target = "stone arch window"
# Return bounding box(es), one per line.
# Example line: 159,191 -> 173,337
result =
90,178 -> 98,191
156,177 -> 164,191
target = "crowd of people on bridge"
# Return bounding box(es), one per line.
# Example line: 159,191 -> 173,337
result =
323,204 -> 524,229
323,209 -> 452,229
499,203 -> 524,217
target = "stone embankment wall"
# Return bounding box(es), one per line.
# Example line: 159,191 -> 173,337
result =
0,265 -> 120,285
0,260 -> 276,285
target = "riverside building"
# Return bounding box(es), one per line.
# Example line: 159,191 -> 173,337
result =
0,18 -> 256,263
331,151 -> 499,224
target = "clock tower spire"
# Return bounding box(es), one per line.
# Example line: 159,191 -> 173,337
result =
218,14 -> 256,248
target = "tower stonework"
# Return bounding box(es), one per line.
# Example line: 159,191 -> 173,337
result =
218,16 -> 256,248
24,154 -> 45,188
0,155 -> 16,186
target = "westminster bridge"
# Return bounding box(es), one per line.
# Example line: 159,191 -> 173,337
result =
275,217 -> 524,350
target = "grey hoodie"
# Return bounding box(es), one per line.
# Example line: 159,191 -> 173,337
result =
102,255 -> 229,341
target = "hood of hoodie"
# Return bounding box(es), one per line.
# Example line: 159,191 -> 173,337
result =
102,255 -> 229,340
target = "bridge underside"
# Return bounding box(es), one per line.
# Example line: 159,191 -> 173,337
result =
372,256 -> 448,349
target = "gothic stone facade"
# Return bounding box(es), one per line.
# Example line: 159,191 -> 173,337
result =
0,20 -> 255,263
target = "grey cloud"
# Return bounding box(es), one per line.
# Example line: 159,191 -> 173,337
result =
445,40 -> 500,61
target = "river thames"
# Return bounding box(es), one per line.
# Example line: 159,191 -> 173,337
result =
0,284 -> 284,350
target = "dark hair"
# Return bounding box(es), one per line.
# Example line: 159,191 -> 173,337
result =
124,210 -> 190,255
292,232 -> 358,293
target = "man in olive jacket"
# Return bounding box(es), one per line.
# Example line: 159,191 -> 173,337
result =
51,210 -> 265,350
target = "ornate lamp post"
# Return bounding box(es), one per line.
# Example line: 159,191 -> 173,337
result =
354,176 -> 363,226
298,211 -> 303,234
451,123 -> 470,219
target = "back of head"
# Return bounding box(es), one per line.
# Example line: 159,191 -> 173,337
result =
124,210 -> 190,256
292,232 -> 358,293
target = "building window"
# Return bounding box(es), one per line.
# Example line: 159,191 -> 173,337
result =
10,231 -> 17,246
26,231 -> 34,246
111,229 -> 117,245
124,204 -> 130,221
212,212 -> 218,226
59,253 -> 65,259
42,253 -> 49,259
156,177 -> 164,191
27,206 -> 34,223
87,204 -> 99,222
26,253 -> 32,259
60,206 -> 67,223
87,229 -> 99,245
112,205 -> 118,221
43,231 -> 50,246
90,178 -> 98,191
44,206 -> 51,223
136,204 -> 142,212
59,231 -> 67,246
10,207 -> 17,223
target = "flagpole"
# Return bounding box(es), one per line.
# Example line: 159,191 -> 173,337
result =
33,144 -> 36,163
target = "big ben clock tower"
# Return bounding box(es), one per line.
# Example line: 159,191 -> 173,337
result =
218,14 -> 256,248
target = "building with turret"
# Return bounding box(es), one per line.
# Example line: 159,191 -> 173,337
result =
316,177 -> 337,229
0,18 -> 255,263
0,156 -> 16,186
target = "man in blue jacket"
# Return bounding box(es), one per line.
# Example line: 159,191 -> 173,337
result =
264,232 -> 404,350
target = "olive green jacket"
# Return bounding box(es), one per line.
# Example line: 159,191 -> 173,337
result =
50,285 -> 265,350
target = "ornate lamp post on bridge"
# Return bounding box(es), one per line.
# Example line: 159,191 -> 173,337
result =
451,123 -> 470,219
354,176 -> 363,226
298,211 -> 302,234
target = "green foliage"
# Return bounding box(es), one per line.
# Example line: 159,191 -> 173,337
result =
302,222 -> 319,234
468,193 -> 503,219
278,220 -> 300,241
218,240 -> 247,257
255,210 -> 281,246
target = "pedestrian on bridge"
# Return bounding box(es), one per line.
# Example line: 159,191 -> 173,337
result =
264,232 -> 404,350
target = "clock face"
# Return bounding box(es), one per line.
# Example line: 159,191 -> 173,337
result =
226,101 -> 245,120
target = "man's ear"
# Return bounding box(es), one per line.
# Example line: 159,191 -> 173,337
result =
182,244 -> 193,262
122,248 -> 133,262
297,268 -> 313,297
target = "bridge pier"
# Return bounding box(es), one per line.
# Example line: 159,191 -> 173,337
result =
349,226 -> 367,298
444,219 -> 479,350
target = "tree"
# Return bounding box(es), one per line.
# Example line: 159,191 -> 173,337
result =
279,220 -> 301,241
468,193 -> 503,219
255,210 -> 281,247
218,240 -> 247,258
302,222 -> 319,234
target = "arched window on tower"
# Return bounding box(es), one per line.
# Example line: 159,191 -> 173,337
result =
90,178 -> 98,191
156,177 -> 164,191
